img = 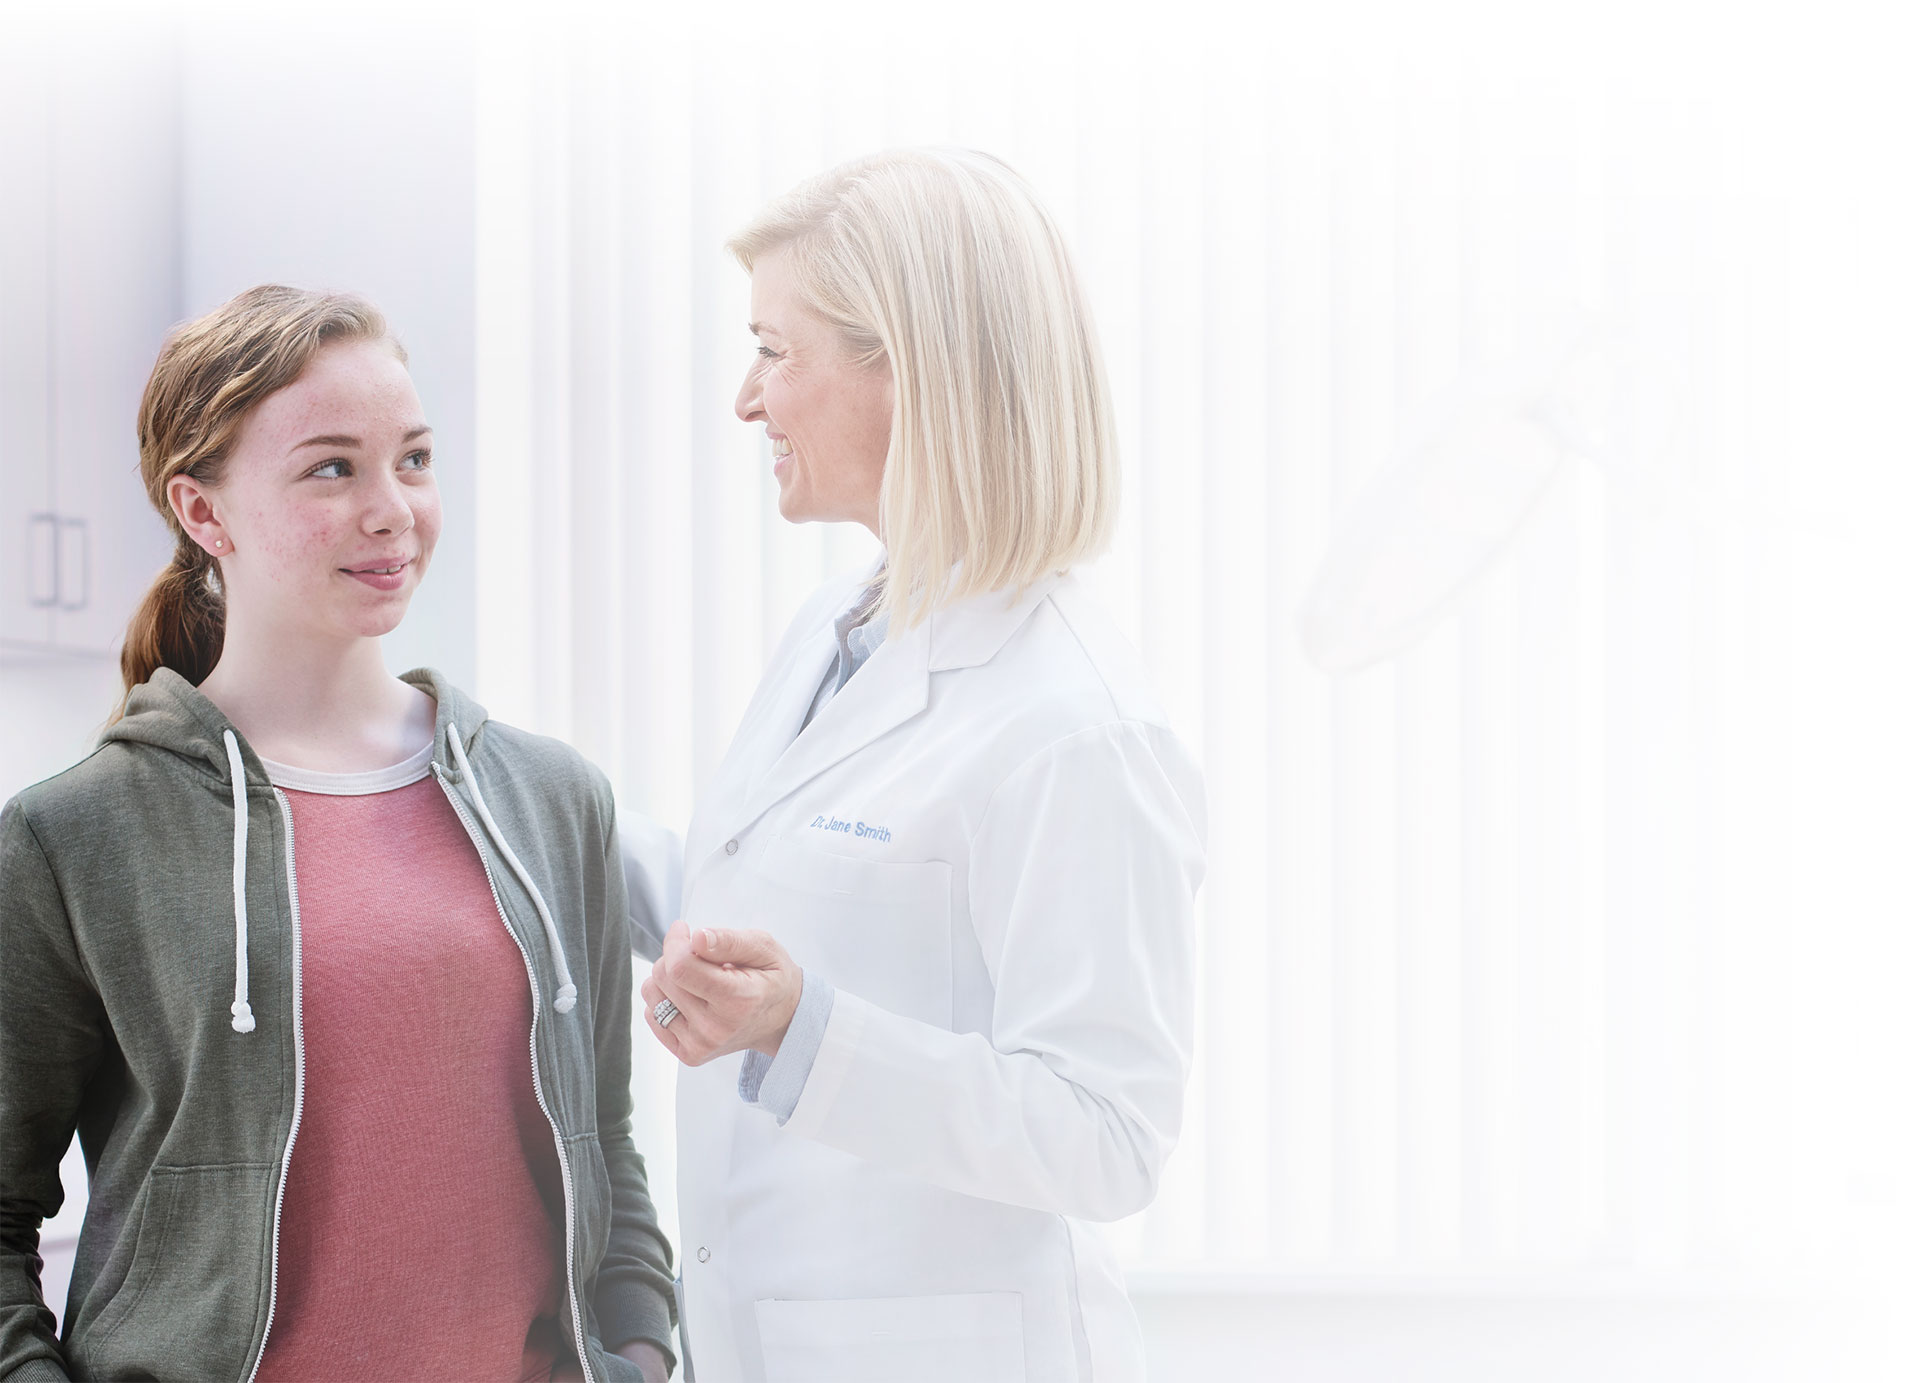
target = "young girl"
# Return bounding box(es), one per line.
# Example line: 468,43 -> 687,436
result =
0,286 -> 675,1383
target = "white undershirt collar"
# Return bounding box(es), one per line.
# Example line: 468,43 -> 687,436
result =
259,739 -> 436,796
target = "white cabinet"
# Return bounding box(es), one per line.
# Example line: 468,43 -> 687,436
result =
1,35 -> 178,660
0,53 -> 55,649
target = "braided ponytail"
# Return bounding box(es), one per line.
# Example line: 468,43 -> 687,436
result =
119,539 -> 225,694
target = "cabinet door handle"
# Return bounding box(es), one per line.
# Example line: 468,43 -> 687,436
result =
28,513 -> 59,608
58,516 -> 89,612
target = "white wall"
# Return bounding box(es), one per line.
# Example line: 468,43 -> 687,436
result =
0,656 -> 127,799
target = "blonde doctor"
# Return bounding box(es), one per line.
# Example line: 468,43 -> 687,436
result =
635,148 -> 1206,1383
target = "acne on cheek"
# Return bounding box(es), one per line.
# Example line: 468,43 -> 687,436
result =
291,514 -> 339,557
236,508 -> 345,572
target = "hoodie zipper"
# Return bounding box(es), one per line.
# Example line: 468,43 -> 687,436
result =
244,790 -> 307,1383
433,768 -> 596,1383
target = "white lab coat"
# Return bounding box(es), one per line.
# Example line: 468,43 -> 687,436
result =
668,566 -> 1205,1383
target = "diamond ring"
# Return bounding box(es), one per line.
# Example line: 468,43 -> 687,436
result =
652,998 -> 680,1028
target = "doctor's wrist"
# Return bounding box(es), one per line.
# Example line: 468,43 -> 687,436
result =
749,965 -> 804,1058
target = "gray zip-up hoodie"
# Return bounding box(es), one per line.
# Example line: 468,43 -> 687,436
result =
0,668 -> 676,1383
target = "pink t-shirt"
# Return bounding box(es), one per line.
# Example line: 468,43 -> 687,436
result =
253,754 -> 567,1383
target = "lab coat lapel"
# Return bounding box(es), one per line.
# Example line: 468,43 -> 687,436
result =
721,628 -> 839,812
732,618 -> 932,834
714,571 -> 1059,842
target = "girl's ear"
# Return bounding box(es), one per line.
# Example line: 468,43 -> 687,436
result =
167,474 -> 229,556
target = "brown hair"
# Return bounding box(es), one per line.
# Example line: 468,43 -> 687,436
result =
115,285 -> 403,716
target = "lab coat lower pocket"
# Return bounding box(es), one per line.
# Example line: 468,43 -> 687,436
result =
754,1291 -> 1025,1383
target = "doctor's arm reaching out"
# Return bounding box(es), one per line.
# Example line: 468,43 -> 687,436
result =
618,809 -> 684,965
644,719 -> 1207,1225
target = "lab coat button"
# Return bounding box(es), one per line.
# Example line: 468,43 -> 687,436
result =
724,839 -> 739,856
697,1246 -> 711,1262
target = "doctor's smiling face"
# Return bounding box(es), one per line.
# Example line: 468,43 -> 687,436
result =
735,245 -> 893,537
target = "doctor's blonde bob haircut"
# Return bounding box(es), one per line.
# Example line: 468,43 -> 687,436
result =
727,147 -> 1119,631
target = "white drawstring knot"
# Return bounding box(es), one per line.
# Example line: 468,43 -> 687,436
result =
445,727 -> 581,1015
222,730 -> 256,1035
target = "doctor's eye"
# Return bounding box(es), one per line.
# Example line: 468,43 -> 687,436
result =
309,459 -> 351,479
400,449 -> 433,471
756,345 -> 779,360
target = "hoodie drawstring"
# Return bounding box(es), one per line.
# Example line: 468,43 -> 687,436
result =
223,730 -> 257,1034
443,727 -> 579,1014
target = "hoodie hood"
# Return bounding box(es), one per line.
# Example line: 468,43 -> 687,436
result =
103,666 -> 492,790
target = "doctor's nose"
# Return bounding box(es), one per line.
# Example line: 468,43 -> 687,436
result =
735,364 -> 764,424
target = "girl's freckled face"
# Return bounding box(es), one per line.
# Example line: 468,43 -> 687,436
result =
210,340 -> 442,640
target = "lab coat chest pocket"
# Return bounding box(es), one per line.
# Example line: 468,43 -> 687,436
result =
751,836 -> 954,1029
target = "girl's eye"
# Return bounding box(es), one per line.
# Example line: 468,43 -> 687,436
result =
402,450 -> 433,471
311,459 -> 350,479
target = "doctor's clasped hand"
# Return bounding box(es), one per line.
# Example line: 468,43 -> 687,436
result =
640,919 -> 803,1065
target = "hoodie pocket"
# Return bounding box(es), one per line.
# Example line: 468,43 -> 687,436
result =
77,1163 -> 274,1381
